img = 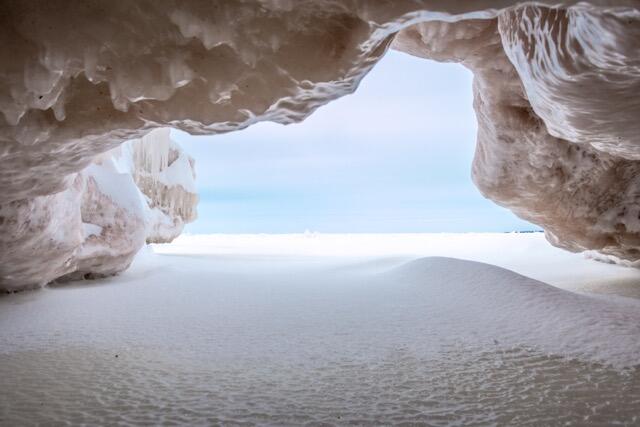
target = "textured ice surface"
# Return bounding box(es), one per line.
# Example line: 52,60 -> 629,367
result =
393,10 -> 640,263
1,236 -> 640,424
0,129 -> 197,291
124,129 -> 198,243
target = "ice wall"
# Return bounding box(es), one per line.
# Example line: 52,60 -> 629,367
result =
393,8 -> 640,261
1,1 -> 639,290
0,129 -> 197,291
127,129 -> 198,243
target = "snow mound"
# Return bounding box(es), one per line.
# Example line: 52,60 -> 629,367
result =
382,257 -> 640,368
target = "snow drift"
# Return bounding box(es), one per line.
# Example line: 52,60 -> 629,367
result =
2,1 -> 640,289
384,257 -> 640,368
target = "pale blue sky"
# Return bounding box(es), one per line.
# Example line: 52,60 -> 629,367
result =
173,50 -> 538,233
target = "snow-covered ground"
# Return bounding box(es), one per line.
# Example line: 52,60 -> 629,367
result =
1,233 -> 640,425
159,232 -> 640,298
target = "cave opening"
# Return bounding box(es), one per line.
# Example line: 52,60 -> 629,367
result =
172,50 -> 537,234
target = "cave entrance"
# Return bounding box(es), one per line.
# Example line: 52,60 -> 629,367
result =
172,50 -> 535,234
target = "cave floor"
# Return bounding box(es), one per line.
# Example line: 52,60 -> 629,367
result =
1,233 -> 640,425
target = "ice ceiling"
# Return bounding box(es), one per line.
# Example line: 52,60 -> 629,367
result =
1,0 -> 640,291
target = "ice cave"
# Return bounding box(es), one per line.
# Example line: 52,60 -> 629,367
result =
1,1 -> 640,287
4,2 -> 640,425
